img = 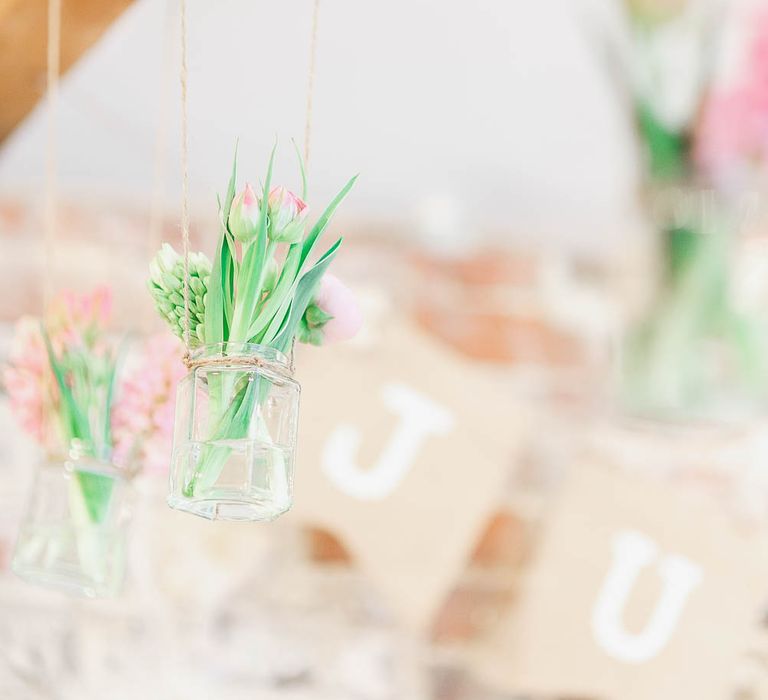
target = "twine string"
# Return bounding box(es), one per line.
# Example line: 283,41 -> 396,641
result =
303,0 -> 320,168
182,353 -> 291,378
179,0 -> 192,354
43,0 -> 61,315
291,0 -> 321,372
40,0 -> 61,437
178,0 -> 321,375
146,0 -> 174,333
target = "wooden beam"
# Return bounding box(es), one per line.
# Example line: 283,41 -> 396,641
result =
0,0 -> 134,144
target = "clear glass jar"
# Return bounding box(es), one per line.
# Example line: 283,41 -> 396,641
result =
168,343 -> 300,522
11,443 -> 131,598
620,188 -> 768,422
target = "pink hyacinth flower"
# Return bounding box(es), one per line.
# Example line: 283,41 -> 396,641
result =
111,334 -> 186,474
4,289 -> 115,455
3,318 -> 53,444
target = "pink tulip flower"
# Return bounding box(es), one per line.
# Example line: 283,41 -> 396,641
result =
314,273 -> 363,343
267,186 -> 308,244
228,183 -> 262,242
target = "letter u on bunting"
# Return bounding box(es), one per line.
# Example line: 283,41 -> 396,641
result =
590,529 -> 703,664
474,463 -> 768,700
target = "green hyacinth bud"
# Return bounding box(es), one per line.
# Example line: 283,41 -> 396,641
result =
148,243 -> 211,346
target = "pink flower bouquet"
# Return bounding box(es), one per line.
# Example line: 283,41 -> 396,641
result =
5,288 -> 184,481
4,288 -> 184,595
148,144 -> 361,520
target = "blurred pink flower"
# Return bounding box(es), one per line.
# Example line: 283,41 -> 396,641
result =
111,334 -> 186,475
3,319 -> 52,443
696,8 -> 768,187
314,273 -> 363,343
4,288 -> 124,460
48,285 -> 113,352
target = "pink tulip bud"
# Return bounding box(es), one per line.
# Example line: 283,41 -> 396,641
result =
228,183 -> 262,242
267,186 -> 308,244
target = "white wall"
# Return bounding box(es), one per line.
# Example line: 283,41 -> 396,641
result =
0,0 -> 680,255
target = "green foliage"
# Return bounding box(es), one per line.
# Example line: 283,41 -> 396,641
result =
172,143 -> 357,354
41,327 -> 119,524
297,303 -> 333,346
75,471 -> 115,524
205,150 -> 239,347
42,328 -> 90,442
305,304 -> 334,327
273,238 -> 342,353
637,101 -> 690,182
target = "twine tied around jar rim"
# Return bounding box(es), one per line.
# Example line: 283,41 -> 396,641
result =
182,351 -> 293,378
177,0 -> 321,379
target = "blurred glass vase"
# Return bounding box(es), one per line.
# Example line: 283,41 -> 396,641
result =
12,442 -> 131,598
621,189 -> 768,422
168,343 -> 300,521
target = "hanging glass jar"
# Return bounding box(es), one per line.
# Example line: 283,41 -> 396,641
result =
11,440 -> 131,598
620,187 -> 768,422
168,342 -> 300,521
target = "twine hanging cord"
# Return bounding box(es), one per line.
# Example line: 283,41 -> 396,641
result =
290,0 -> 320,369
178,0 -> 321,377
179,0 -> 192,357
303,0 -> 320,166
39,0 -> 61,428
43,0 -> 62,313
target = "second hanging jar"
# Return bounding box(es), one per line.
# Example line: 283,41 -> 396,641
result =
12,440 -> 131,598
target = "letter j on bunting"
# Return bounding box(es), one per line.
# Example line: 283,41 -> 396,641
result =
290,320 -> 524,630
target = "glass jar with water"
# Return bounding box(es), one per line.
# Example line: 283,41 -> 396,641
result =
168,343 -> 300,521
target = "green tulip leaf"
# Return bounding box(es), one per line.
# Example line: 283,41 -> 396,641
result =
75,470 -> 115,524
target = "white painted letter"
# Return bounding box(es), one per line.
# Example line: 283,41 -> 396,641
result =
322,383 -> 454,500
590,530 -> 702,664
